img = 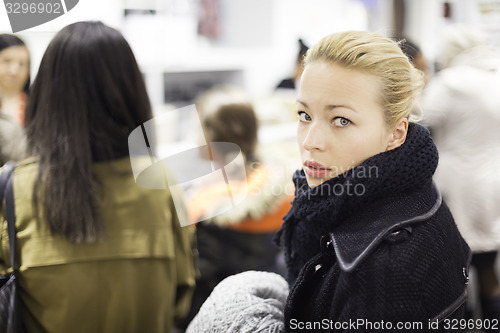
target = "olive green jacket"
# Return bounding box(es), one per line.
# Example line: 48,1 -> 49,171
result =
0,157 -> 195,333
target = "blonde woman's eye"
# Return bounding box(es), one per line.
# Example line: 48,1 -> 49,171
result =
333,117 -> 351,127
298,111 -> 311,122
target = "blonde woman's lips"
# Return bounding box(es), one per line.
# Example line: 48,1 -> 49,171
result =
304,160 -> 331,178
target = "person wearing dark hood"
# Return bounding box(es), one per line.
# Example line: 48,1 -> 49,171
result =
276,39 -> 309,90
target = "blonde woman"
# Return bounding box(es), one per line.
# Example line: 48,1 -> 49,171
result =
275,31 -> 471,331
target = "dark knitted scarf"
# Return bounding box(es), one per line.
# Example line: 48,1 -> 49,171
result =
275,123 -> 439,283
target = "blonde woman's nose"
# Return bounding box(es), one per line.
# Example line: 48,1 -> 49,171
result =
302,123 -> 326,152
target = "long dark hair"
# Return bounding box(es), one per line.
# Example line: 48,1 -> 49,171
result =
24,21 -> 152,243
0,34 -> 30,94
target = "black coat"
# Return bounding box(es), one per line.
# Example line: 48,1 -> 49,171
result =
276,124 -> 471,332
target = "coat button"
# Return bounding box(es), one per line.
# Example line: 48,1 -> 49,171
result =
320,234 -> 334,251
463,267 -> 469,285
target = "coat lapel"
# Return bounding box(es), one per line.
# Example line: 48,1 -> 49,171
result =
324,182 -> 442,272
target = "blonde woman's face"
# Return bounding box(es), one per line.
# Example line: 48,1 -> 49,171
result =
0,46 -> 29,93
297,61 -> 395,188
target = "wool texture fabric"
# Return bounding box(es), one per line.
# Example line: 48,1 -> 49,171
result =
276,122 -> 439,284
186,271 -> 289,333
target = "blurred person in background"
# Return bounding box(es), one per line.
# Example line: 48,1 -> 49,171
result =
0,21 -> 195,332
177,86 -> 293,329
0,34 -> 30,126
0,89 -> 27,164
276,39 -> 309,90
399,37 -> 430,85
422,24 -> 500,325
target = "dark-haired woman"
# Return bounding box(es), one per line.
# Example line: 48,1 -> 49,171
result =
0,34 -> 30,125
0,21 -> 195,332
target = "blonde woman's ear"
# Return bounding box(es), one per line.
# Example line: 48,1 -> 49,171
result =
386,117 -> 409,151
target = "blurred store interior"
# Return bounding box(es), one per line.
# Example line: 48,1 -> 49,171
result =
2,0 -> 500,326
3,0 -> 500,244
3,0 -> 498,153
3,0 -> 500,107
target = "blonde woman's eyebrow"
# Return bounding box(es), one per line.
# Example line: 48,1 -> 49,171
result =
296,99 -> 307,107
297,100 -> 357,113
326,104 -> 358,113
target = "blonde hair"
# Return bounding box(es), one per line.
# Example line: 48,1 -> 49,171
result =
304,31 -> 424,128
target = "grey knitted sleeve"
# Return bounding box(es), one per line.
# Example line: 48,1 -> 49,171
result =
186,270 -> 289,333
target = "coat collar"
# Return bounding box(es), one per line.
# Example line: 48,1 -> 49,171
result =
277,123 -> 441,283
321,181 -> 442,272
